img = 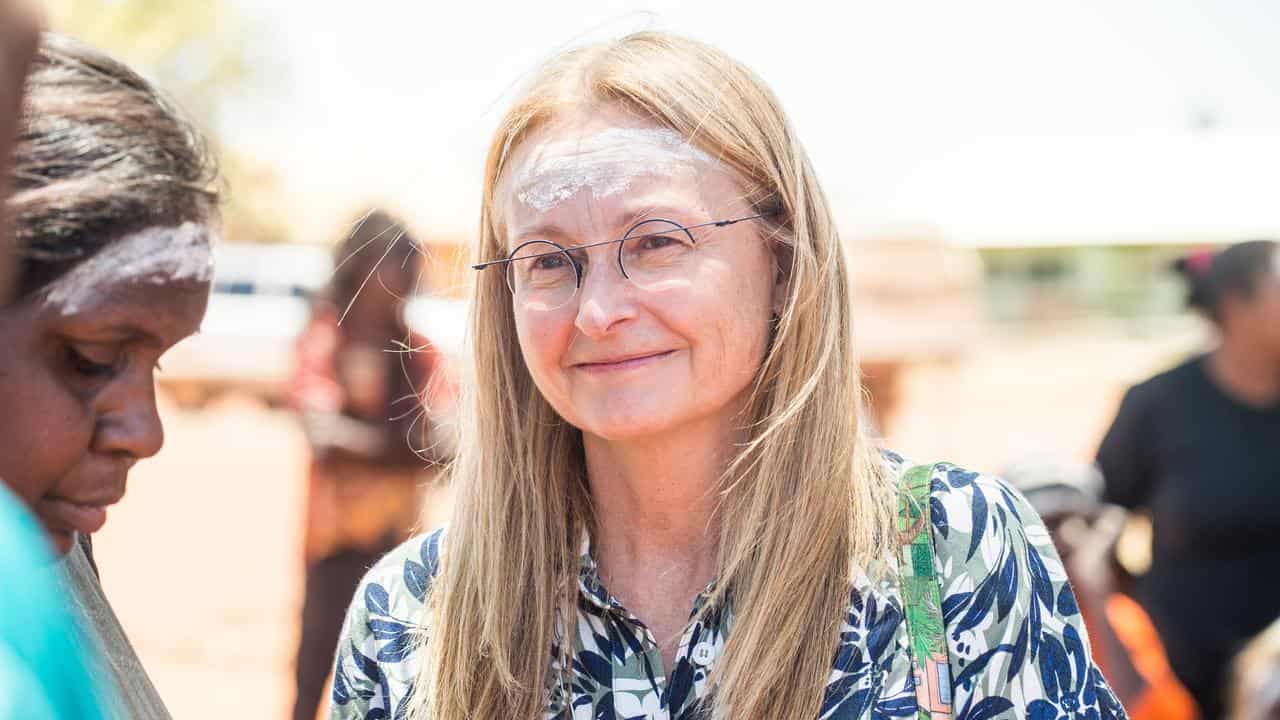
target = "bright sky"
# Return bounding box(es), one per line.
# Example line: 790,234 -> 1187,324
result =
229,0 -> 1280,246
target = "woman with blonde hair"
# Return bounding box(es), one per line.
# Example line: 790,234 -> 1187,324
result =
332,31 -> 1125,720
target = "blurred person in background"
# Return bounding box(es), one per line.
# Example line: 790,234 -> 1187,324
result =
1,9 -> 109,719
290,209 -> 454,720
1098,239 -> 1280,719
0,32 -> 220,719
1004,454 -> 1198,720
1229,617 -> 1280,720
331,32 -> 1125,720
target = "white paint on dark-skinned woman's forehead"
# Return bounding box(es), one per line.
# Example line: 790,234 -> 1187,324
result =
504,124 -> 722,216
41,222 -> 214,316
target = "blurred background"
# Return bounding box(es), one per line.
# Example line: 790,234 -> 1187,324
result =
39,0 -> 1279,717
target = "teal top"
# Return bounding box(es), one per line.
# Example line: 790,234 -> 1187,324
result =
0,484 -> 111,719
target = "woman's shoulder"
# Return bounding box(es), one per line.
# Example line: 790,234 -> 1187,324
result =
886,456 -> 1126,718
330,528 -> 445,717
884,452 -> 1049,570
354,527 -> 446,618
1125,355 -> 1206,406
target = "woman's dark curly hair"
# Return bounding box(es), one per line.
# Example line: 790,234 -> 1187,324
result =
4,33 -> 219,301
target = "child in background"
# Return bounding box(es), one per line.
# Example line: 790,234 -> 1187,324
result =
1004,454 -> 1198,720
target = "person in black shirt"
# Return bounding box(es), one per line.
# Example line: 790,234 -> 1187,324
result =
1097,239 -> 1280,720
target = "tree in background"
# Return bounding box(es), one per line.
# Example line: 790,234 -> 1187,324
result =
45,0 -> 292,243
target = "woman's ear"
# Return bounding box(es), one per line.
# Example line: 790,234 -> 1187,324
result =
770,242 -> 792,317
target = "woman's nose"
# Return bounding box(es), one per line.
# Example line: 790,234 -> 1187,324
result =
92,373 -> 165,461
573,253 -> 637,338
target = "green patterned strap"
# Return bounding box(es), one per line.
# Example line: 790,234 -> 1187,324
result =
897,463 -> 953,720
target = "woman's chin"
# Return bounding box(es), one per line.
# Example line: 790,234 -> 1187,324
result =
575,408 -> 691,443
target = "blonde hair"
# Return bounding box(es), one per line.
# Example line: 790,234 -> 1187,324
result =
413,30 -> 896,720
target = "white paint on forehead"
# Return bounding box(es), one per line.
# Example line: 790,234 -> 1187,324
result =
509,127 -> 719,213
43,222 -> 215,315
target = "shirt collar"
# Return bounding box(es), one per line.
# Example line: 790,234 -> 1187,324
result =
576,531 -> 721,616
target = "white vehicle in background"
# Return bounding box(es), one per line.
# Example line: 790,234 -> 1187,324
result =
159,243 -> 330,406
159,243 -> 468,408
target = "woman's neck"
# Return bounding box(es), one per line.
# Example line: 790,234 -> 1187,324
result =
1207,340 -> 1280,408
582,414 -> 738,593
582,418 -> 734,662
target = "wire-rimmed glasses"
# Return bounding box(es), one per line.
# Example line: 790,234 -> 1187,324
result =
472,213 -> 772,311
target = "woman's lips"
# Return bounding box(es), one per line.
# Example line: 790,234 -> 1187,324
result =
42,497 -> 109,536
573,350 -> 675,373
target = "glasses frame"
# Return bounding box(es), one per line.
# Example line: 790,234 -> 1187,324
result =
473,214 -> 774,306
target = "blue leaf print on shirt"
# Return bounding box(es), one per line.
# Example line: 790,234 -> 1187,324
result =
1056,583 -> 1079,617
603,616 -> 629,663
348,640 -> 390,712
953,644 -> 1003,689
575,649 -> 612,687
942,591 -> 972,627
998,485 -> 1023,522
821,672 -> 864,717
377,633 -> 415,663
393,692 -> 412,720
931,496 -> 949,539
365,583 -> 391,617
1027,699 -> 1060,720
613,615 -> 644,656
421,530 -> 441,576
368,619 -> 408,640
967,486 -> 988,561
947,467 -> 979,488
1039,634 -> 1072,703
996,550 -> 1018,621
332,664 -> 352,705
955,561 -> 999,636
1008,619 -> 1029,682
874,694 -> 918,719
665,658 -> 695,712
1063,624 -> 1088,689
1027,627 -> 1094,719
831,688 -> 874,720
1029,582 -> 1044,659
865,594 -> 901,665
959,696 -> 1013,720
1026,544 -> 1054,610
403,560 -> 429,602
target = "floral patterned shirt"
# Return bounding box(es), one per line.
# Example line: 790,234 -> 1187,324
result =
330,455 -> 1128,720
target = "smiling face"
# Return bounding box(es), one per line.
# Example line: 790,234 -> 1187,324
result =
496,109 -> 781,443
0,223 -> 213,555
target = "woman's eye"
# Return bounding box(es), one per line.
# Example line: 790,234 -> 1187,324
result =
532,254 -> 568,272
641,235 -> 677,250
66,345 -> 119,378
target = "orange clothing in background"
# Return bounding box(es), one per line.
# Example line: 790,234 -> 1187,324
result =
290,306 -> 456,561
1106,592 -> 1198,720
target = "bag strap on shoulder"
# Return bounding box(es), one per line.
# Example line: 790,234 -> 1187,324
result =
897,463 -> 954,720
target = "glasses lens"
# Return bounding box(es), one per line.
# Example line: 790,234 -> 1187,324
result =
620,219 -> 696,289
506,241 -> 578,311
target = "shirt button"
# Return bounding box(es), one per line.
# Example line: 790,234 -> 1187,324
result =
690,642 -> 715,666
